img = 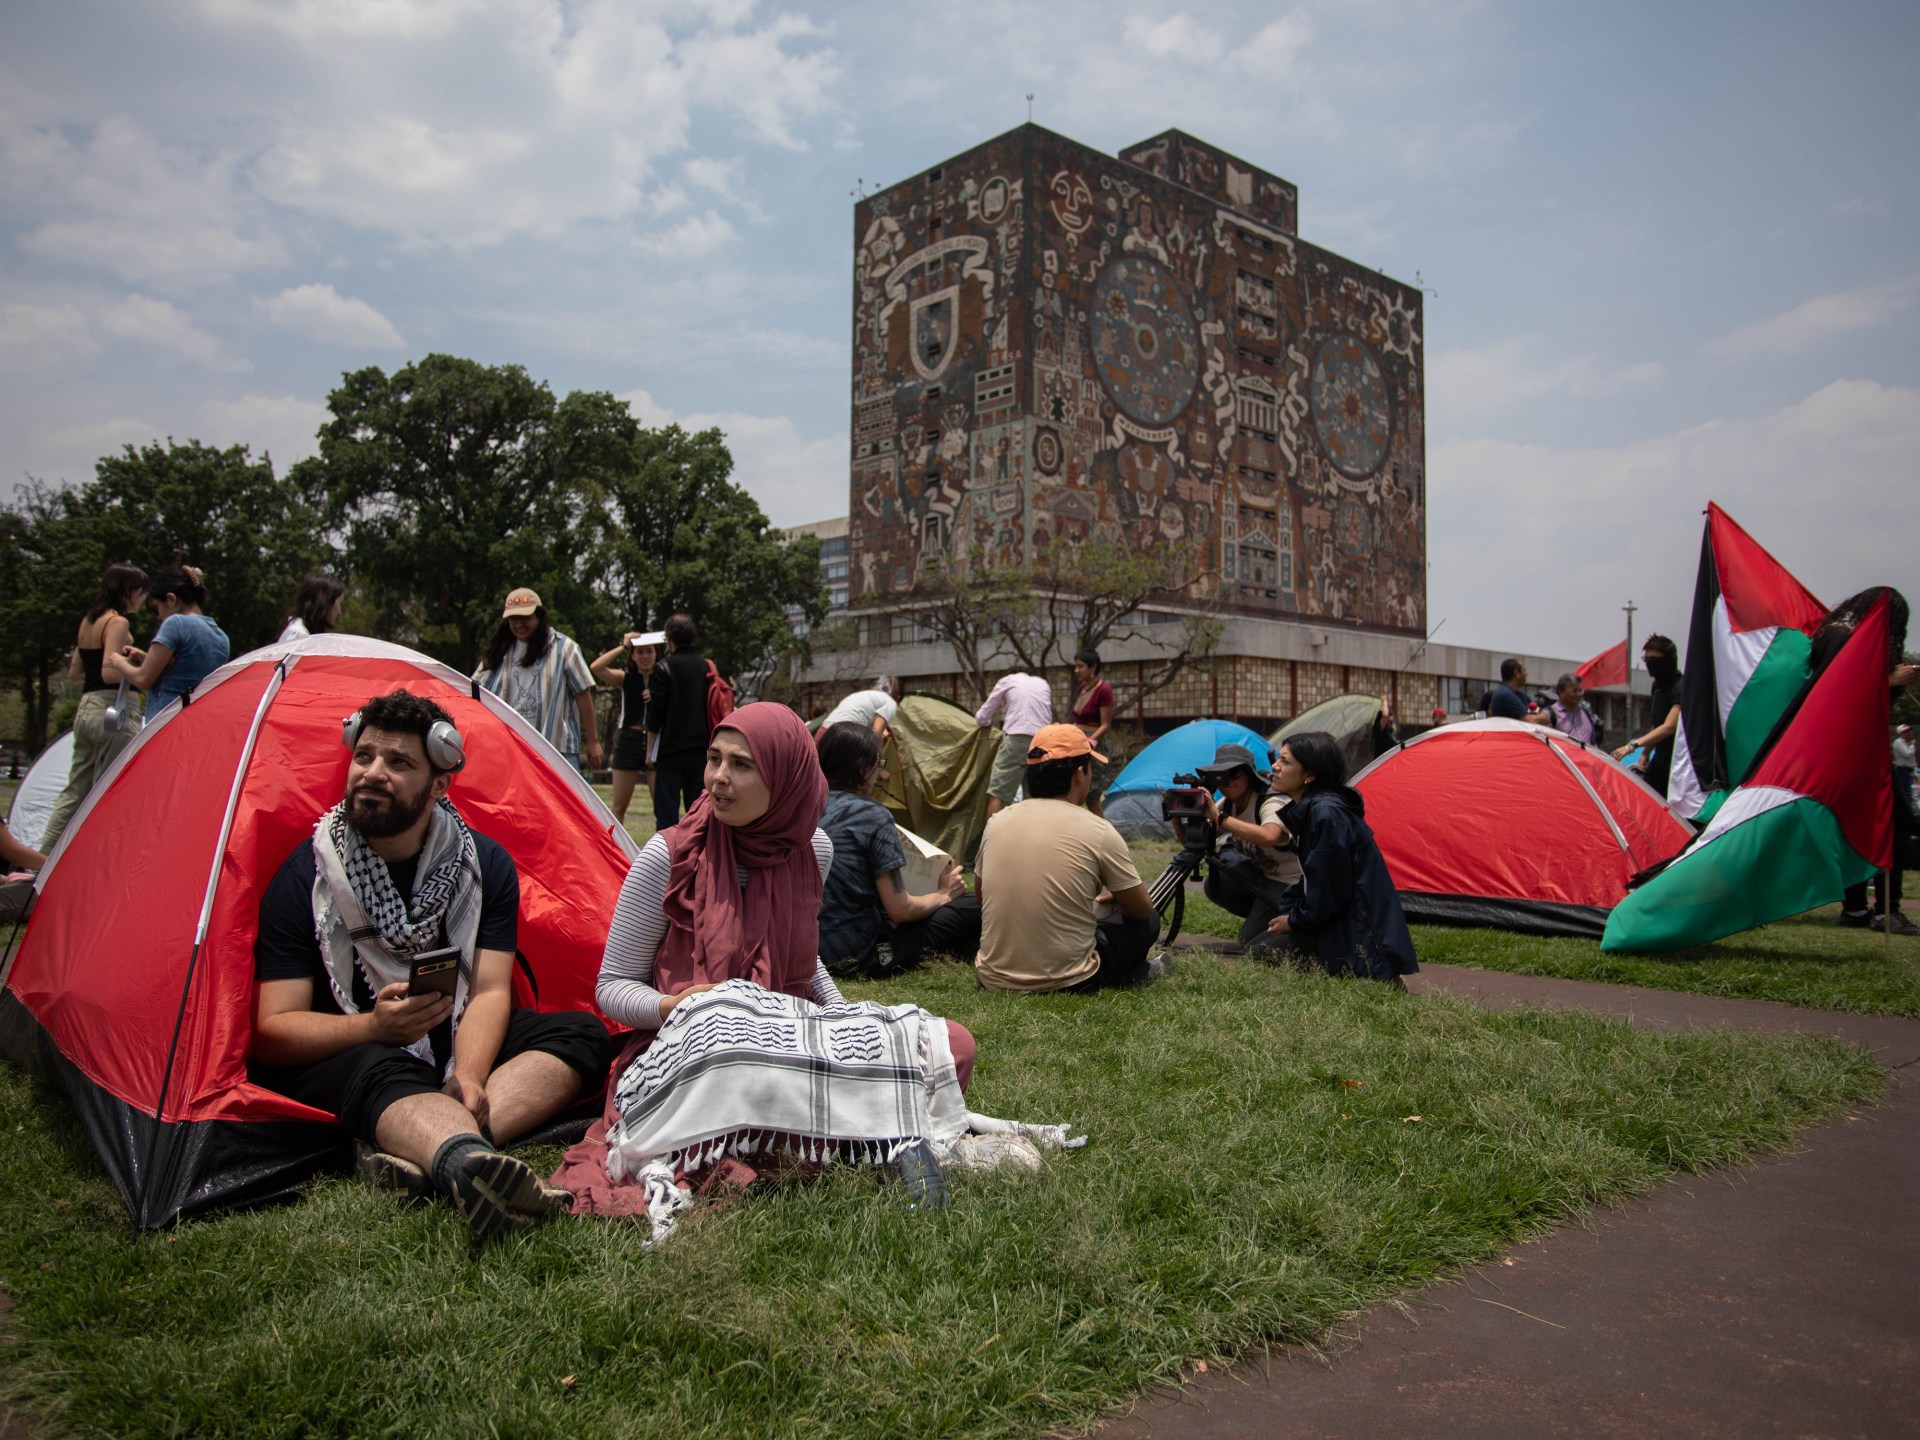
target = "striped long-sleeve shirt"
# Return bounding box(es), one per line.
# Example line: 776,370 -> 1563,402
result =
597,830 -> 844,1031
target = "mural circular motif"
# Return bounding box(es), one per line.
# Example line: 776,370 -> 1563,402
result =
1309,335 -> 1393,480
1090,256 -> 1201,427
1032,427 -> 1063,475
1335,499 -> 1371,558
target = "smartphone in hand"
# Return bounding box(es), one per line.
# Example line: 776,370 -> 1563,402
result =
405,947 -> 461,999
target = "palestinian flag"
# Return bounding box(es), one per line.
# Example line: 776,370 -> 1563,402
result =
1602,591 -> 1893,953
1667,503 -> 1825,821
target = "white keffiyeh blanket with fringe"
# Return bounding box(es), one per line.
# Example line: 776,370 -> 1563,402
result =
605,979 -> 1084,1241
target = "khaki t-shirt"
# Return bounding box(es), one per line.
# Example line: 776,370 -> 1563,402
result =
975,799 -> 1143,992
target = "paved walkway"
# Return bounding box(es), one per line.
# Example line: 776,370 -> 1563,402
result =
1107,962 -> 1920,1440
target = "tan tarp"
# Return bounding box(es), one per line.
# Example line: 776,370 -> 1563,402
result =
875,694 -> 999,864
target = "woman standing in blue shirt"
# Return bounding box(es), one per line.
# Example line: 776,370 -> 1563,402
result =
117,563 -> 230,713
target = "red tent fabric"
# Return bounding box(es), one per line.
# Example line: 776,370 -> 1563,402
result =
0,636 -> 636,1226
1352,719 -> 1693,937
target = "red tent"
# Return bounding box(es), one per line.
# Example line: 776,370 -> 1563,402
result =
0,636 -> 636,1227
1352,718 -> 1692,937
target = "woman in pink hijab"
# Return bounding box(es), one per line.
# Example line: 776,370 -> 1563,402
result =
556,702 -> 976,1213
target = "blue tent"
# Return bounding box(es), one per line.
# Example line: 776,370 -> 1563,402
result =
1110,719 -> 1273,794
1103,719 -> 1274,840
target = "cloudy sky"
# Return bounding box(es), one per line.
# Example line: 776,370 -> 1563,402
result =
2,0 -> 1914,659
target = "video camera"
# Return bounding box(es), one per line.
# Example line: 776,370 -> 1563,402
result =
1159,771 -> 1213,827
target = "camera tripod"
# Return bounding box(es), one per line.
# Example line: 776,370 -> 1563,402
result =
1145,825 -> 1215,947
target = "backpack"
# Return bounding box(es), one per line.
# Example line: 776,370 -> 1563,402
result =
704,660 -> 735,732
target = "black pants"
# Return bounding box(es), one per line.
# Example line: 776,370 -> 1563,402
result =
1204,851 -> 1293,953
653,749 -> 705,832
1066,912 -> 1162,992
889,894 -> 983,972
251,1010 -> 611,1144
1842,777 -> 1914,915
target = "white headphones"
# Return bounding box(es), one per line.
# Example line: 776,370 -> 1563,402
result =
342,707 -> 466,773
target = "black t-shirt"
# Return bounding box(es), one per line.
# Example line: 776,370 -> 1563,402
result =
620,669 -> 650,729
1644,672 -> 1684,795
646,650 -> 711,758
818,789 -> 906,969
253,831 -> 520,1017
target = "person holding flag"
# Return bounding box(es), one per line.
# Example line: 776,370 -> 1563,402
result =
1602,588 -> 1907,953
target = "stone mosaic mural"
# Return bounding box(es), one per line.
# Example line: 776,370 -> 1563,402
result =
848,124 -> 1426,635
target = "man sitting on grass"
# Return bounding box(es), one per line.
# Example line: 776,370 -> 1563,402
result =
249,688 -> 610,1242
974,724 -> 1163,993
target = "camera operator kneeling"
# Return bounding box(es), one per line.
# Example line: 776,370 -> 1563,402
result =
1173,743 -> 1301,958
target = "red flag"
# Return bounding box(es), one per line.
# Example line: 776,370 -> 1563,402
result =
1575,639 -> 1629,689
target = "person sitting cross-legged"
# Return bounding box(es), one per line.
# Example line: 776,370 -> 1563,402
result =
815,721 -> 981,977
249,688 -> 611,1243
974,725 -> 1162,993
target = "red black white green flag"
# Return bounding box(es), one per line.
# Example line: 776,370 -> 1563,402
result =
1666,502 -> 1826,821
1602,591 -> 1893,953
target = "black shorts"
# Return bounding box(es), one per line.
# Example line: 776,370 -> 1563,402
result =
611,727 -> 651,771
251,1009 -> 611,1144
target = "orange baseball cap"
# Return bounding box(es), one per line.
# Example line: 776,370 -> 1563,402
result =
1026,722 -> 1107,765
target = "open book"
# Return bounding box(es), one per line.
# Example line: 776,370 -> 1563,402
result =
894,824 -> 955,895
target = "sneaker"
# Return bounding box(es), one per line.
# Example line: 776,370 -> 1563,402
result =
1837,909 -> 1875,928
1146,950 -> 1177,982
354,1141 -> 431,1207
442,1148 -> 565,1243
1873,911 -> 1920,937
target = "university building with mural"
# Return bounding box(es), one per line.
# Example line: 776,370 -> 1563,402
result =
794,123 -> 1616,736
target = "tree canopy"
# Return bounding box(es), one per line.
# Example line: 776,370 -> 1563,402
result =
1,355 -> 827,752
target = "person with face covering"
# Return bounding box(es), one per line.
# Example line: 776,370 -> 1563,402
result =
556,702 -> 981,1220
1615,635 -> 1683,797
1263,731 -> 1418,985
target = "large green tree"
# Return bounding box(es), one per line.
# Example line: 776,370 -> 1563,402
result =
592,423 -> 826,684
293,354 -> 636,667
0,440 -> 330,751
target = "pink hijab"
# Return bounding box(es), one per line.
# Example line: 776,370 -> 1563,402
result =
653,702 -> 828,1000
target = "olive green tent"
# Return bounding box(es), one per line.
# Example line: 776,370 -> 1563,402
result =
1271,692 -> 1386,779
874,694 -> 1000,864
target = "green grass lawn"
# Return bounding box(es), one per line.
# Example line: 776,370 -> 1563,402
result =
0,955 -> 1883,1440
1127,839 -> 1920,1018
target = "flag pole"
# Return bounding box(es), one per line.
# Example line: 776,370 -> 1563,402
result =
1623,599 -> 1638,740
1886,869 -> 1894,960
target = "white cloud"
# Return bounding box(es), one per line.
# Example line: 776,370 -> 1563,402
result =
193,393 -> 331,469
1429,378 -> 1920,655
256,284 -> 406,350
618,387 -> 846,526
4,114 -> 285,284
1704,276 -> 1920,360
1121,14 -> 1227,64
199,0 -> 491,42
633,212 -> 737,261
1429,335 -> 1665,431
1831,194 -> 1889,218
0,301 -> 98,365
242,1 -> 835,246
97,294 -> 245,371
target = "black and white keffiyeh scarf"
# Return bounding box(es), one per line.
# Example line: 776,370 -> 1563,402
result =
310,797 -> 483,1071
604,981 -> 1086,1241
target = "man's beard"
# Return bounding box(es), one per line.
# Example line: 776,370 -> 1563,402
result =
346,782 -> 433,839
